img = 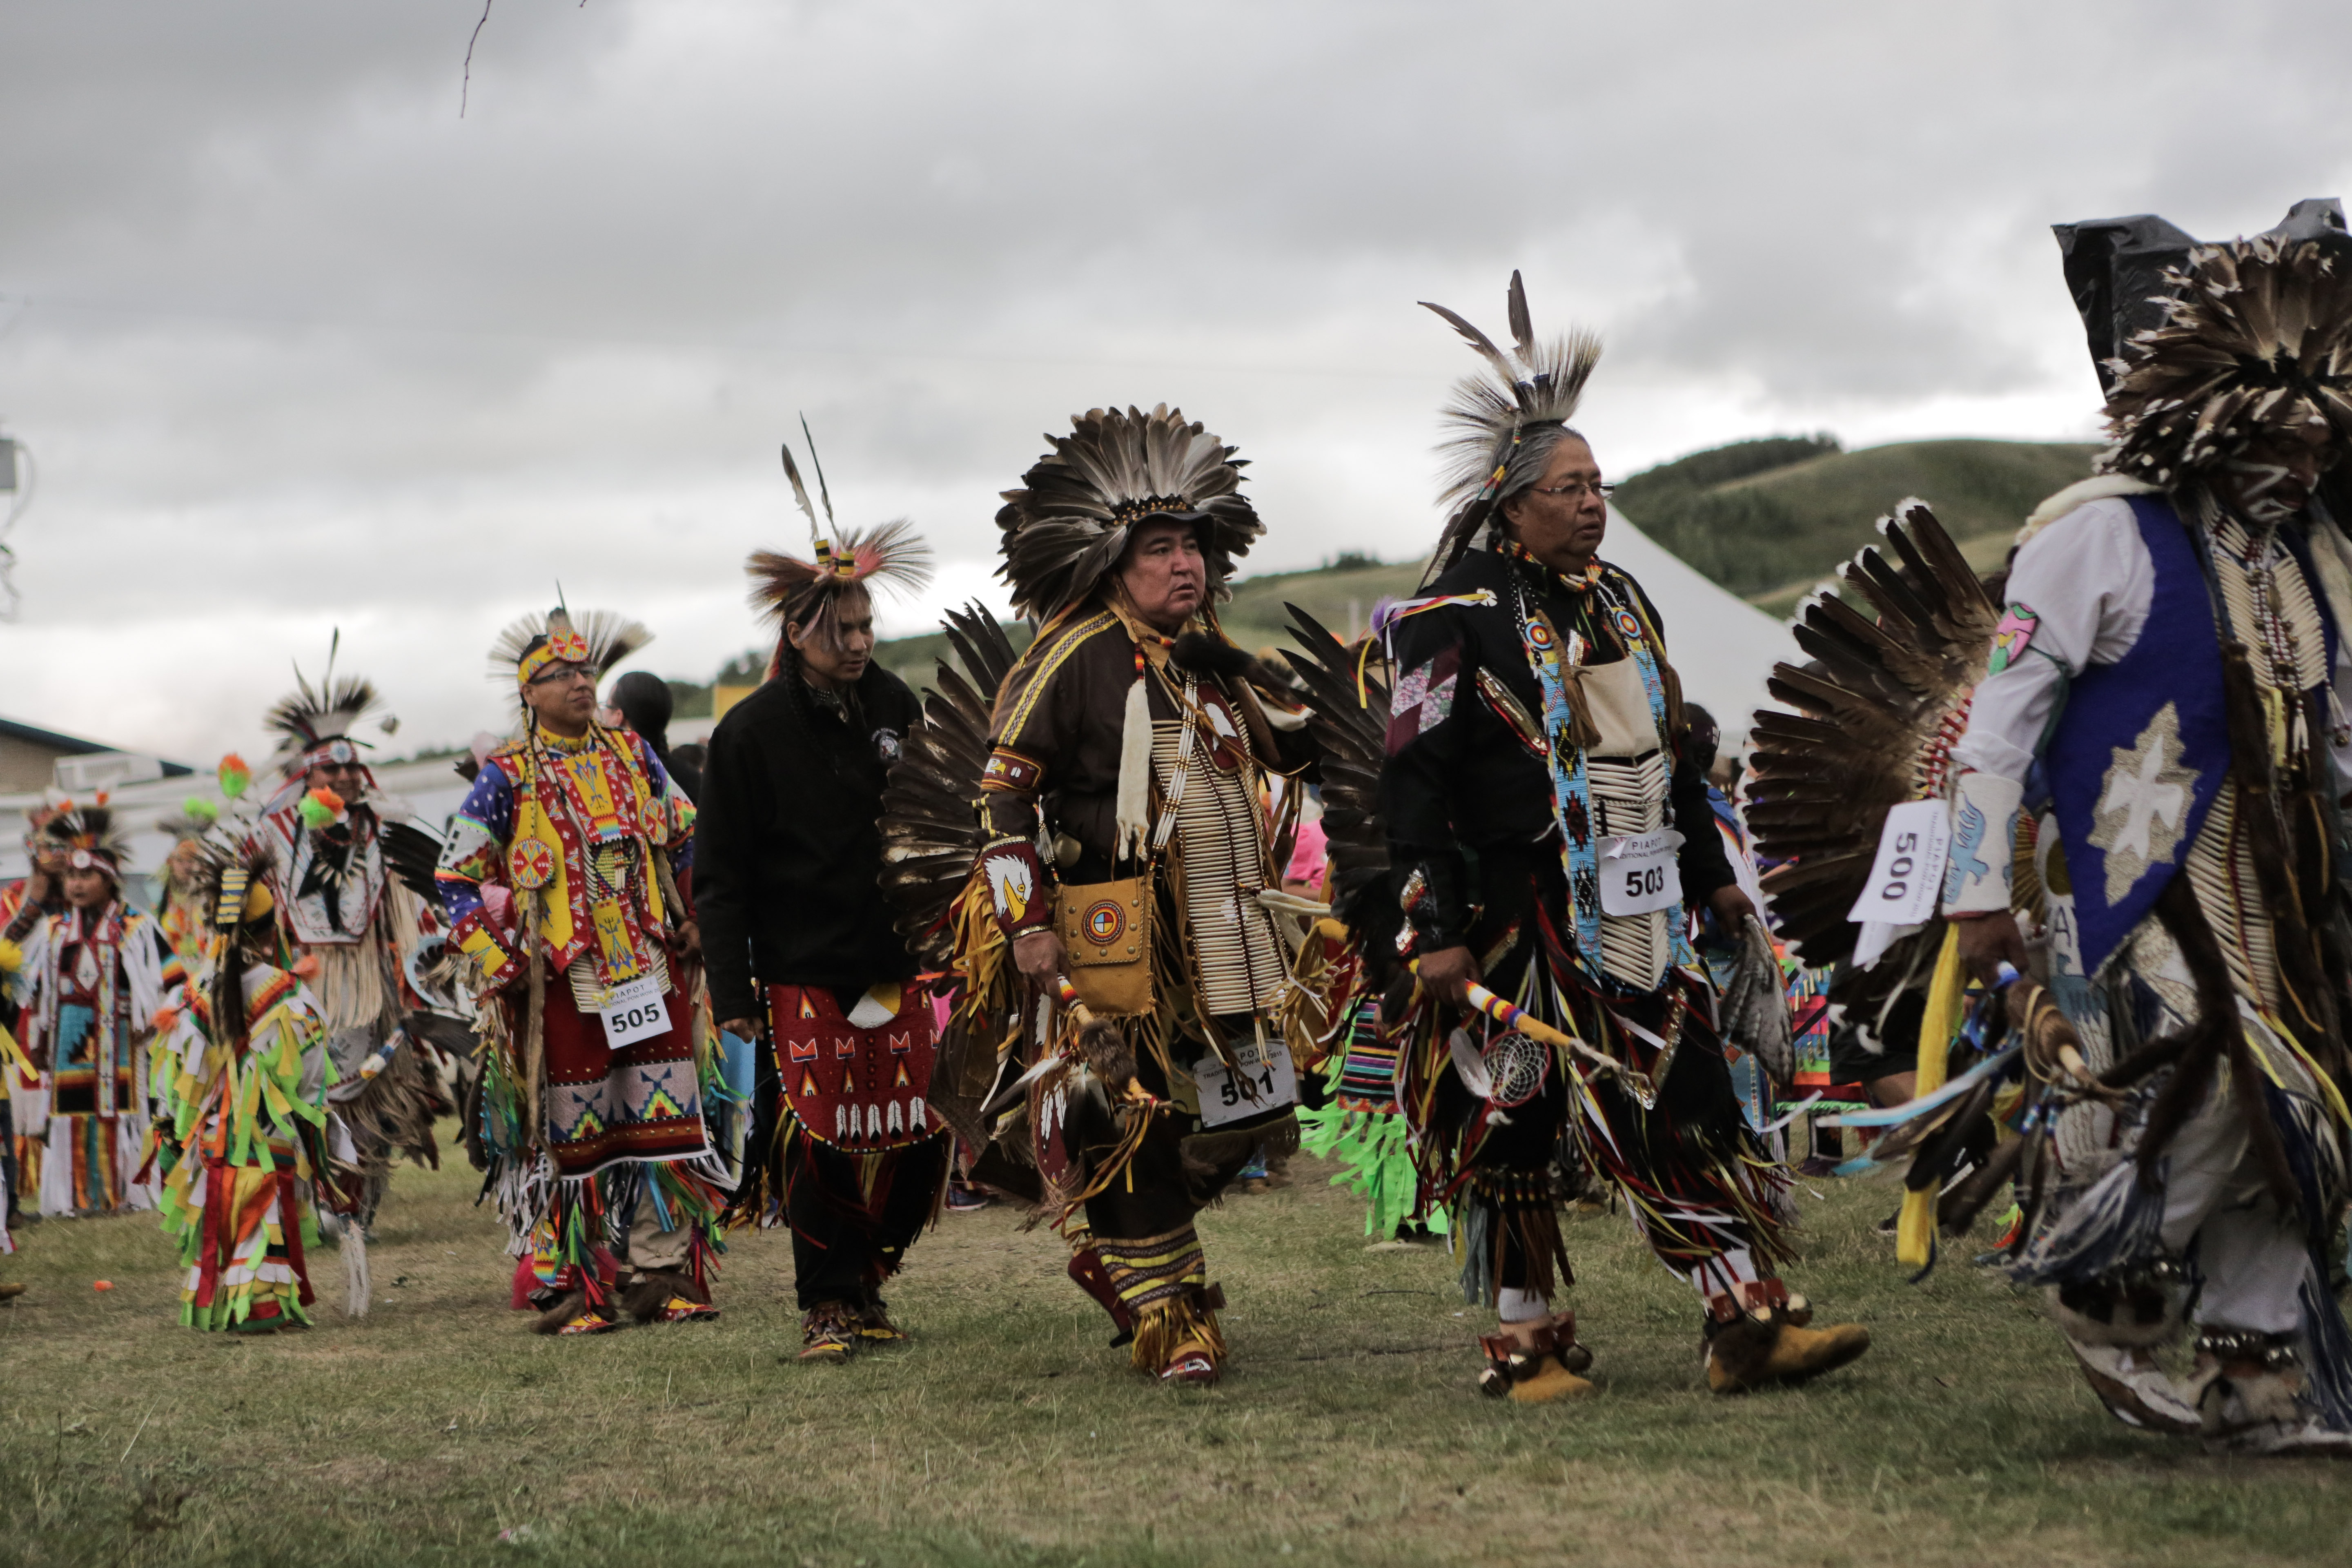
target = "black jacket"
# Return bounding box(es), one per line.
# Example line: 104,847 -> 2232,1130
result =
694,665 -> 921,1022
1378,544 -> 1735,952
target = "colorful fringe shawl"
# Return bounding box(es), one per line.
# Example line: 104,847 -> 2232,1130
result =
475,988 -> 729,1312
150,967 -> 331,1332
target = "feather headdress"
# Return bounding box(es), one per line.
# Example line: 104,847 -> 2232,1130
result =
1419,271 -> 1603,584
266,633 -> 384,780
489,605 -> 652,707
2100,227 -> 2352,489
38,801 -> 130,877
993,404 -> 1262,622
748,426 -> 935,655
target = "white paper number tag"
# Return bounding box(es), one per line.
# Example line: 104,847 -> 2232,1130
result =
597,976 -> 671,1049
1192,1036 -> 1299,1129
1597,827 -> 1684,917
1846,798 -> 1952,928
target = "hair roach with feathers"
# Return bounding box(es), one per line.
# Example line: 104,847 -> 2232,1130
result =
1419,271 -> 1603,586
488,604 -> 653,712
2100,229 -> 2352,488
38,802 -> 131,876
265,631 -> 387,784
993,404 -> 1262,623
748,421 -> 935,664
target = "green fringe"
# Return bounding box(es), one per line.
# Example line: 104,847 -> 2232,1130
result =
1295,1102 -> 1447,1240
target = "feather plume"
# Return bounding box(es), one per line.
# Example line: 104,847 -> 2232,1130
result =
1417,275 -> 1605,584
1423,276 -> 1603,511
779,441 -> 824,544
746,519 -> 935,622
1279,602 -> 1398,971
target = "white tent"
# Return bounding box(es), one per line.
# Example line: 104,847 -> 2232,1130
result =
1597,501 -> 1797,736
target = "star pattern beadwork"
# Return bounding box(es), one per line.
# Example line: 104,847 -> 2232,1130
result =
2090,701 -> 2199,905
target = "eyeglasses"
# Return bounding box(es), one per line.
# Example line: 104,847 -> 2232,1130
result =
529,665 -> 597,688
1528,480 -> 1615,502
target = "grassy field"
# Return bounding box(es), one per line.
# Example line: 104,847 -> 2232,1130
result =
4,1145 -> 2348,1568
1613,438 -> 2098,613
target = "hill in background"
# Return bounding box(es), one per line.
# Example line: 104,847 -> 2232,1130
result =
677,434 -> 2100,699
1615,434 -> 2097,615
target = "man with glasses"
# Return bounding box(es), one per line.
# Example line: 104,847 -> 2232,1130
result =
1378,276 -> 1869,1401
437,607 -> 719,1336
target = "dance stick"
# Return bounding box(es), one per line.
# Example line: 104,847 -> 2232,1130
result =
1456,979 -> 1655,1098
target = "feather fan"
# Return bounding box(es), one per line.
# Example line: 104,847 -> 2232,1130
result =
1747,501 -> 1996,992
1279,602 -> 1400,973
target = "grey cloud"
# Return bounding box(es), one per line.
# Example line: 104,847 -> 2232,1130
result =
3,0 -> 2349,758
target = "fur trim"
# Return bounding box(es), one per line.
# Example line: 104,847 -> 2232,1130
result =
1129,1288 -> 1225,1374
2048,1282 -> 2183,1350
621,1267 -> 708,1323
1074,1018 -> 1137,1089
1114,675 -> 1152,860
2015,474 -> 2161,549
532,1289 -> 590,1335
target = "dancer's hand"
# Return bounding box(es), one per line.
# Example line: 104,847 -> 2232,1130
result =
1954,911 -> 2028,987
1707,884 -> 1758,933
1417,944 -> 1481,1005
1013,929 -> 1065,987
718,1017 -> 758,1040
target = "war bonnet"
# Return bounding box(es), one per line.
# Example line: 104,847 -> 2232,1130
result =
993,404 -> 1261,624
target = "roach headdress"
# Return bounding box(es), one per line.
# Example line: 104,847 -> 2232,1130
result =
489,604 -> 652,710
2063,200 -> 2352,490
747,427 -> 935,656
38,801 -> 129,879
266,633 -> 385,782
993,404 -> 1262,623
1421,270 -> 1603,584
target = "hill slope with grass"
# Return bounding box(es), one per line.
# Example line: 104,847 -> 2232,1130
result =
1615,435 -> 2099,616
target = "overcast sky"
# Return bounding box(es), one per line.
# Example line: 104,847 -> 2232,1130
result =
2,0 -> 2347,768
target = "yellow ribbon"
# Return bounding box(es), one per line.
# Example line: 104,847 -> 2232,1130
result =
1896,924 -> 1967,1266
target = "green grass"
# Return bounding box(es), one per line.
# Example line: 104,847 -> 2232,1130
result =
1617,438 -> 2098,614
5,1140 -> 2350,1568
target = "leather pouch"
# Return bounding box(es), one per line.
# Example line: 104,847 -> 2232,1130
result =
1053,871 -> 1155,1017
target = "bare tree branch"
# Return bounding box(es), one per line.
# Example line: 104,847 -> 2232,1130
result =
461,0 -> 493,118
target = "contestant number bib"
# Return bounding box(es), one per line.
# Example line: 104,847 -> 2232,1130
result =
1844,798 -> 1951,928
1193,1036 -> 1299,1128
1598,828 -> 1683,916
597,976 -> 670,1049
